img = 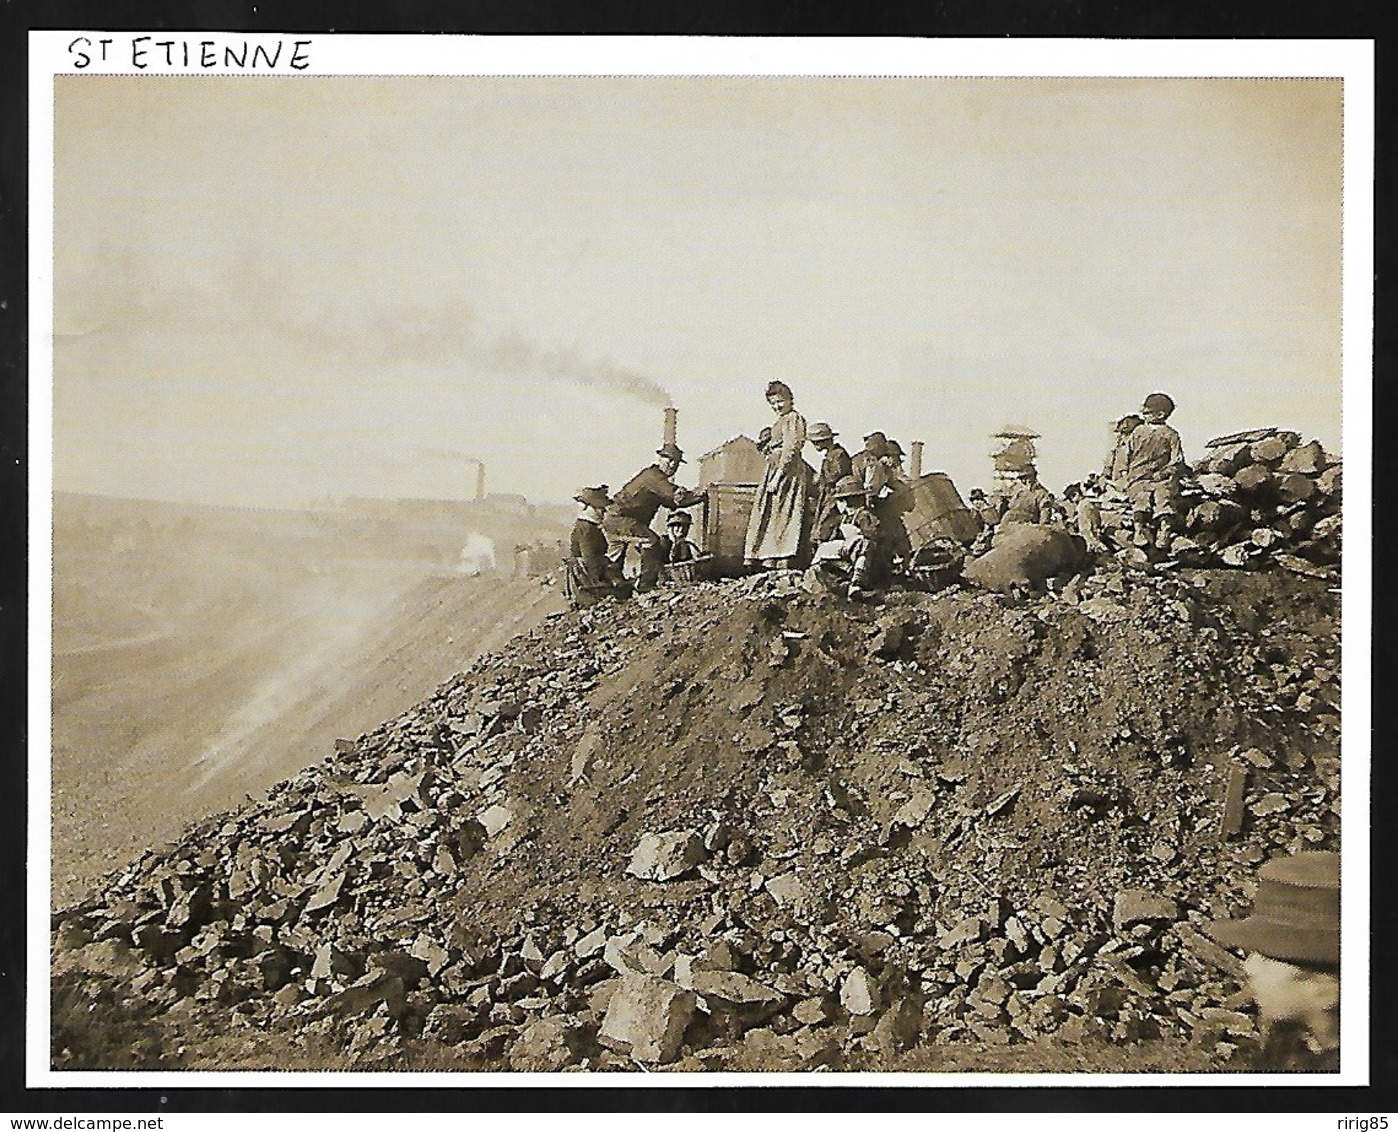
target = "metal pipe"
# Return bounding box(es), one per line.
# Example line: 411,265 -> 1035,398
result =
476,462 -> 485,501
910,441 -> 924,479
663,406 -> 678,449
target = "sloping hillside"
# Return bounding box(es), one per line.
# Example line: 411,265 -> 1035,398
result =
51,562 -> 1339,1073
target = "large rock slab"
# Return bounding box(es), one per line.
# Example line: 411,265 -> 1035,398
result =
625,830 -> 707,881
598,973 -> 696,1064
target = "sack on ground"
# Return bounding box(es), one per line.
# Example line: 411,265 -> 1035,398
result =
962,523 -> 1085,593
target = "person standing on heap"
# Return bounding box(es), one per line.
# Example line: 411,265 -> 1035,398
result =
807,421 -> 853,542
744,381 -> 812,570
1120,392 -> 1186,553
873,438 -> 915,567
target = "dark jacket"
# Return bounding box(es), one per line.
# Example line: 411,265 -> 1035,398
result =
570,517 -> 612,585
816,443 -> 853,495
608,465 -> 705,527
661,535 -> 702,563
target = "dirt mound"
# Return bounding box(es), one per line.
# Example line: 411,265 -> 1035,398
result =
51,563 -> 1339,1072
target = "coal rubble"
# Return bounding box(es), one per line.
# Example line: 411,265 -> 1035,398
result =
52,558 -> 1340,1072
1167,429 -> 1341,576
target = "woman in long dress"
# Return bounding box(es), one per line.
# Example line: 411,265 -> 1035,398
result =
744,381 -> 812,569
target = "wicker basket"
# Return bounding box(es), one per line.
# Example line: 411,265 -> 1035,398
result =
661,555 -> 714,586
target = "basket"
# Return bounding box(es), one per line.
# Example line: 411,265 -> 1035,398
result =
906,540 -> 965,592
661,554 -> 714,586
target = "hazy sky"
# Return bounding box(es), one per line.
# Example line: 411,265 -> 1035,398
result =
52,76 -> 1342,506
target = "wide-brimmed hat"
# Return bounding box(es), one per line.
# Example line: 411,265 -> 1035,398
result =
1206,851 -> 1339,966
808,422 -> 837,443
863,431 -> 888,449
833,475 -> 867,500
665,511 -> 693,529
656,443 -> 686,464
1115,414 -> 1144,431
574,485 -> 612,510
883,439 -> 905,458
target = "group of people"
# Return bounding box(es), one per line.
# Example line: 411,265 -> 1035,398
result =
566,444 -> 705,605
968,391 -> 1187,560
742,381 -> 918,600
569,385 -> 1189,606
568,380 -> 923,604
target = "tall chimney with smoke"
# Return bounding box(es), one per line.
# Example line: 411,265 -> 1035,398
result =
476,461 -> 486,502
910,441 -> 924,479
663,406 -> 678,450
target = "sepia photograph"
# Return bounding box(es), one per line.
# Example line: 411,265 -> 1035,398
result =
30,36 -> 1370,1087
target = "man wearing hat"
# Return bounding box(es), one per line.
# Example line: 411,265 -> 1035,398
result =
1120,392 -> 1186,553
850,431 -> 891,502
603,443 -> 706,593
809,475 -> 889,600
569,485 -> 628,606
872,439 -> 916,565
1103,413 -> 1144,487
999,465 -> 1061,527
1206,850 -> 1340,1071
808,422 -> 853,542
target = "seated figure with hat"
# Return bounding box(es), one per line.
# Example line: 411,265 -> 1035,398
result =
603,443 -> 706,594
1206,850 -> 1341,1072
807,475 -> 890,601
660,510 -> 703,565
850,430 -> 891,502
567,485 -> 630,607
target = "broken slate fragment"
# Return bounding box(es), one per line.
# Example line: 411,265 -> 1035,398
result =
689,970 -> 785,1008
938,917 -> 988,949
892,789 -> 936,829
1112,889 -> 1178,932
763,871 -> 809,910
626,830 -> 707,882
477,803 -> 514,838
598,973 -> 696,1064
840,967 -> 881,1016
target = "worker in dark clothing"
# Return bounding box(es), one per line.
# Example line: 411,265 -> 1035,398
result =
850,431 -> 890,501
808,421 -> 853,542
874,438 -> 915,566
568,485 -> 628,606
603,443 -> 705,593
810,475 -> 890,600
660,511 -> 703,563
1000,466 -> 1060,526
1122,392 -> 1186,552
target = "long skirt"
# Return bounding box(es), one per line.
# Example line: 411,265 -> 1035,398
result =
744,462 -> 811,563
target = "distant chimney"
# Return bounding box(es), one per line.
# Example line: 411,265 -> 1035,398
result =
663,406 -> 678,449
476,461 -> 486,502
910,441 -> 924,479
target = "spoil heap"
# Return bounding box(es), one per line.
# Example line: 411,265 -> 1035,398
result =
1172,429 -> 1341,575
52,562 -> 1340,1072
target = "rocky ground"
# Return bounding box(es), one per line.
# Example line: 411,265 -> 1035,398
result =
50,556 -> 1340,1074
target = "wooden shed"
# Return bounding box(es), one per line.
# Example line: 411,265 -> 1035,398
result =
697,435 -> 765,490
693,436 -> 764,576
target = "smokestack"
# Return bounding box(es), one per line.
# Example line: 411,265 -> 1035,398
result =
476,461 -> 485,502
663,406 -> 678,449
910,441 -> 924,479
